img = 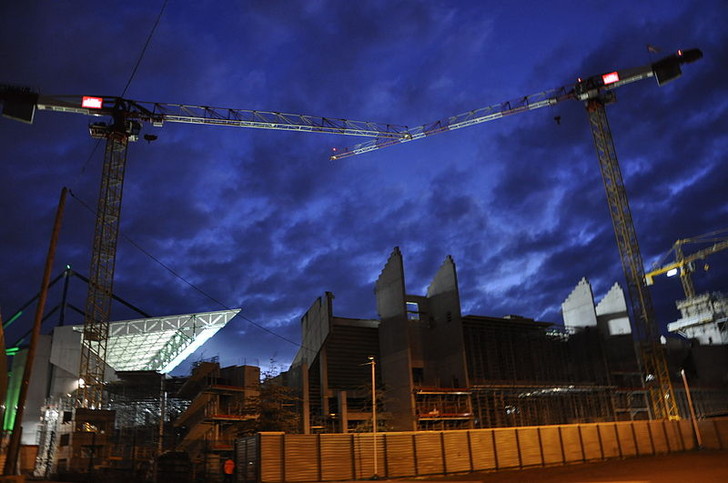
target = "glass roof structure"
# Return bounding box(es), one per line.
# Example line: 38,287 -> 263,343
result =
74,309 -> 240,374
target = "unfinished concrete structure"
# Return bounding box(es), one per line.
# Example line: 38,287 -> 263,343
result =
6,309 -> 239,477
174,361 -> 260,479
561,277 -> 631,337
288,293 -> 380,433
563,278 -> 728,420
289,248 -> 624,432
667,292 -> 728,345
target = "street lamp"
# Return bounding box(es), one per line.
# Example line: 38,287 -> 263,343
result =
680,369 -> 702,448
368,355 -> 378,479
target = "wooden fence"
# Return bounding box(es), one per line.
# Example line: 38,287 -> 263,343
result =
237,417 -> 728,482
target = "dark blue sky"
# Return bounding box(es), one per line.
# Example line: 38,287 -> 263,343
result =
1,1 -> 727,374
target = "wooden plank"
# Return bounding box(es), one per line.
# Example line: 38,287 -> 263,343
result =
320,434 -> 354,481
697,419 -> 721,449
632,421 -> 654,455
598,423 -> 620,459
516,427 -> 542,468
559,425 -> 583,462
678,419 -> 697,451
538,426 -> 563,465
662,420 -> 683,452
648,421 -> 669,454
284,434 -> 320,482
579,424 -> 602,461
414,432 -> 444,475
443,431 -> 472,473
468,429 -> 497,471
384,433 -> 416,478
493,428 -> 520,469
259,433 -> 284,483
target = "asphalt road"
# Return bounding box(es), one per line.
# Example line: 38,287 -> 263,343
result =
419,450 -> 728,483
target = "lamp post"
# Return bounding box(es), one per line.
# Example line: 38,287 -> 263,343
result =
680,369 -> 702,448
368,356 -> 378,479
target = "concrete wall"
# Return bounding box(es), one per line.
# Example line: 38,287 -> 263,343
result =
422,255 -> 469,389
596,282 -> 631,336
297,293 -> 333,369
375,247 -> 415,431
562,278 -> 598,329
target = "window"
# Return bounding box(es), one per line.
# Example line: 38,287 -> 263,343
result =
406,302 -> 420,320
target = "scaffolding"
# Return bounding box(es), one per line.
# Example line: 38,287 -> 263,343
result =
461,316 -> 616,427
414,387 -> 473,430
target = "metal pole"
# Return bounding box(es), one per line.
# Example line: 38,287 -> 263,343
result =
680,369 -> 702,448
368,356 -> 378,479
3,187 -> 67,475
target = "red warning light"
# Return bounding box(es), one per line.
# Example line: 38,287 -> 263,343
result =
602,71 -> 620,85
82,96 -> 103,109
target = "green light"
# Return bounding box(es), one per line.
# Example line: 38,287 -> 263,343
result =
3,310 -> 22,329
4,366 -> 22,431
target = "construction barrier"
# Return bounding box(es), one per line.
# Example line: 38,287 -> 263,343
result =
237,417 -> 728,482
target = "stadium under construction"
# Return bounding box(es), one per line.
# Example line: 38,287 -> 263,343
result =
1,249 -> 727,479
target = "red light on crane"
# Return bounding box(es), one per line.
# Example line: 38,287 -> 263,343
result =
602,71 -> 620,85
82,96 -> 103,109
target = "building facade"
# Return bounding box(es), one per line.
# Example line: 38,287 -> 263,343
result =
288,247 -> 640,432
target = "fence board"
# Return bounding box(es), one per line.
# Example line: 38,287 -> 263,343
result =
320,434 -> 353,481
712,418 -> 728,449
414,432 -> 444,475
697,420 -> 721,449
538,426 -> 563,465
663,420 -> 683,452
443,431 -> 472,473
579,424 -> 602,460
598,423 -> 620,459
251,418 -> 728,482
615,422 -> 637,457
468,430 -> 497,471
632,421 -> 654,455
677,419 -> 696,450
493,428 -> 520,469
559,425 -> 583,462
284,435 -> 319,482
383,433 -> 415,478
516,427 -> 542,467
648,421 -> 669,454
353,433 -> 385,480
259,433 -> 284,483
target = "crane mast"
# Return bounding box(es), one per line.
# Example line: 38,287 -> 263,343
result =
331,48 -> 703,420
78,104 -> 139,408
1,88 -> 409,408
585,93 -> 676,419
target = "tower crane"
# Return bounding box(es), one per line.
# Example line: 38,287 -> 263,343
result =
645,229 -> 728,298
332,48 -> 703,420
1,87 -> 410,409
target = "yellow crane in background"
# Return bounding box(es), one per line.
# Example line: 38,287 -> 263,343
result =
646,228 -> 728,298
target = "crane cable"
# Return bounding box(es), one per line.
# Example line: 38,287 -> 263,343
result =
68,0 -> 307,352
77,0 -> 169,177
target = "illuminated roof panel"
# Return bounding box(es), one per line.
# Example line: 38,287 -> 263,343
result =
76,309 -> 240,374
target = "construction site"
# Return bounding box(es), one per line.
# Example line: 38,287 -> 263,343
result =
1,12 -> 727,481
